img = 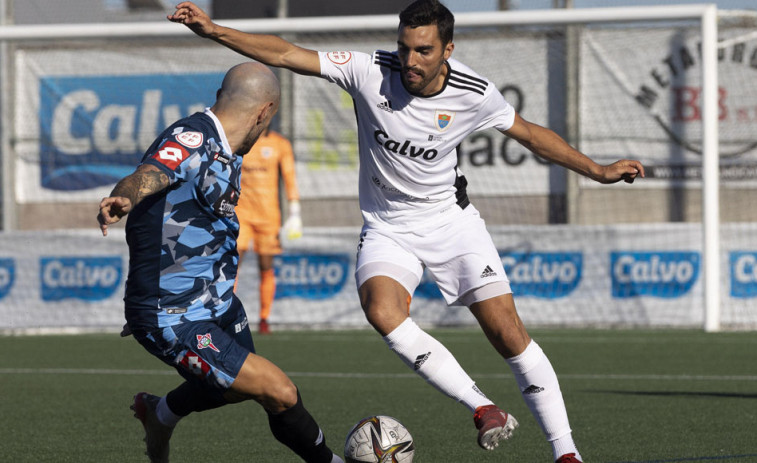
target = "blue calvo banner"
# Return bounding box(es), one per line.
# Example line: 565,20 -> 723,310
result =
611,251 -> 700,298
274,253 -> 350,299
730,251 -> 757,298
0,258 -> 15,300
40,256 -> 123,301
39,72 -> 223,191
415,251 -> 583,300
501,252 -> 582,298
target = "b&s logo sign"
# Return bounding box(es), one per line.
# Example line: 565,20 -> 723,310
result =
611,251 -> 700,298
627,31 -> 757,184
0,258 -> 15,300
40,256 -> 122,301
501,252 -> 582,299
39,72 -> 222,191
274,253 -> 349,299
730,251 -> 757,298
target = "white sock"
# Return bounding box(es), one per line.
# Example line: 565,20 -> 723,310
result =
156,396 -> 182,427
383,318 -> 492,412
506,341 -> 581,461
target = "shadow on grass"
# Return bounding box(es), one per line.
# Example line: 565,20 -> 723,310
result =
590,390 -> 757,399
607,454 -> 757,463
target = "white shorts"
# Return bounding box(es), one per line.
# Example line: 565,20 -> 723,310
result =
355,205 -> 511,306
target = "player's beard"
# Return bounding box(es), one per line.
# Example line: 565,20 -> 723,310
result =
402,66 -> 428,94
402,62 -> 445,95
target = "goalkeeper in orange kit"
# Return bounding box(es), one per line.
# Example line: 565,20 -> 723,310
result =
235,127 -> 301,334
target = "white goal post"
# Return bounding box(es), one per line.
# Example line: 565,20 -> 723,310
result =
2,4 -> 755,333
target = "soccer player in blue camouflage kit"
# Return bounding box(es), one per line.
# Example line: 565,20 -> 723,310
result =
169,1 -> 645,462
98,62 -> 343,463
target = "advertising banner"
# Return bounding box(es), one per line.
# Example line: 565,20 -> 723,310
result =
579,28 -> 757,187
14,46 -> 243,202
3,224 -> 756,333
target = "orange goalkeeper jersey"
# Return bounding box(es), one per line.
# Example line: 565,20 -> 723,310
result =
236,130 -> 300,229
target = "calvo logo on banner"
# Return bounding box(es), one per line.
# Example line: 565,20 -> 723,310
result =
730,251 -> 757,298
611,251 -> 700,298
38,72 -> 222,191
40,256 -> 123,301
501,252 -> 583,299
274,253 -> 350,299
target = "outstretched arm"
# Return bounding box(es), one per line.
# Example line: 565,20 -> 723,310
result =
503,113 -> 644,184
168,1 -> 321,76
97,164 -> 170,236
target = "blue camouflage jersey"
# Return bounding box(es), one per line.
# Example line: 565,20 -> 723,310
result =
124,109 -> 241,328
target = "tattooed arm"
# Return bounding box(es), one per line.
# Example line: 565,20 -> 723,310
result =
97,163 -> 170,236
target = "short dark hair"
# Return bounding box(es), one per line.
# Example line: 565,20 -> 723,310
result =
399,0 -> 454,45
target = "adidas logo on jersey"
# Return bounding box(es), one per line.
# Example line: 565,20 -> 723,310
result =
376,100 -> 394,113
480,265 -> 497,278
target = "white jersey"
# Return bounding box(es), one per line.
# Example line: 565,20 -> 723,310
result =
318,50 -> 515,230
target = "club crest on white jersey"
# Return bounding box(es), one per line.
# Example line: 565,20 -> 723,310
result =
434,110 -> 455,131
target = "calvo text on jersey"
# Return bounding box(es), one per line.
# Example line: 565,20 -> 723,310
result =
374,129 -> 439,161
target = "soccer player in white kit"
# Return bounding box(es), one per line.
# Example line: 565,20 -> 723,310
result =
170,2 -> 645,461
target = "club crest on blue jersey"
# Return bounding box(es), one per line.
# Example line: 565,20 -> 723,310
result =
434,110 -> 455,131
176,130 -> 204,148
196,333 -> 220,352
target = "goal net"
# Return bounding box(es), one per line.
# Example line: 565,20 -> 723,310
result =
2,5 -> 757,332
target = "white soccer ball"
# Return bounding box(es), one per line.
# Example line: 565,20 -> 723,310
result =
344,415 -> 415,463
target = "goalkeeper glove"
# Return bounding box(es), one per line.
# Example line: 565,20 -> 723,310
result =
282,200 -> 303,240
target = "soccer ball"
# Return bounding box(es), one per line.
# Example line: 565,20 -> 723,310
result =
344,415 -> 415,463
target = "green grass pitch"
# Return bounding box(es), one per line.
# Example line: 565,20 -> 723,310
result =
1,328 -> 755,462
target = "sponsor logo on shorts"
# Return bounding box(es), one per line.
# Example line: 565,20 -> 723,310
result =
235,317 -> 249,334
180,351 -> 211,377
611,251 -> 699,298
729,251 -> 757,298
40,256 -> 122,301
501,252 -> 582,299
196,333 -> 220,352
